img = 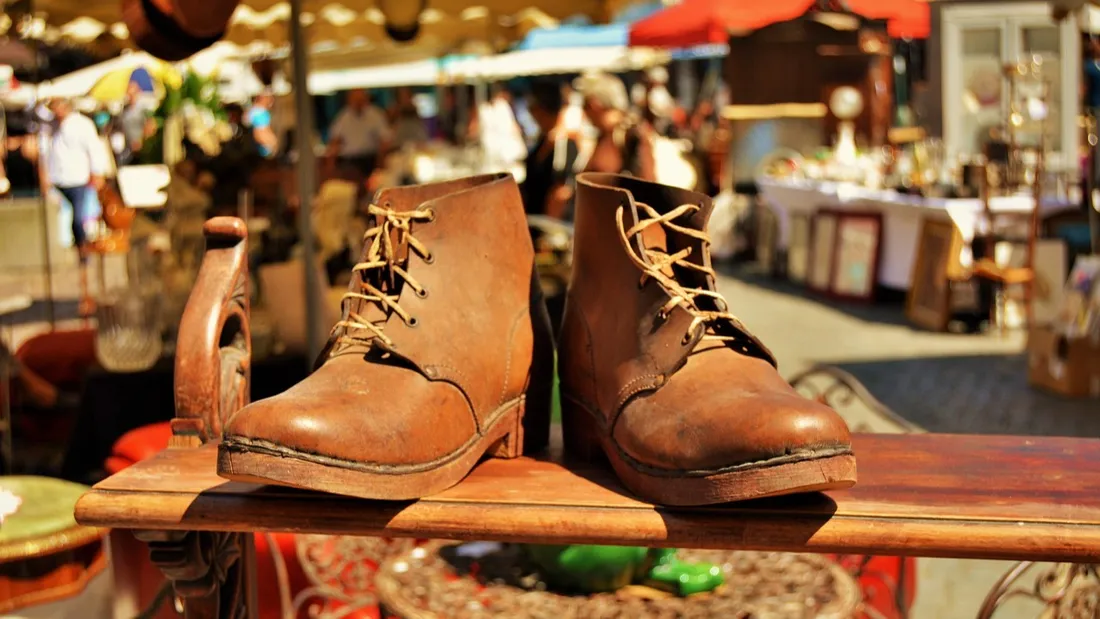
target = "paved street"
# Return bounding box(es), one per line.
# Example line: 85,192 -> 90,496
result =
719,265 -> 1100,439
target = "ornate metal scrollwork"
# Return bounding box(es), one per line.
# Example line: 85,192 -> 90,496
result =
291,535 -> 419,619
788,365 -> 923,435
978,562 -> 1100,619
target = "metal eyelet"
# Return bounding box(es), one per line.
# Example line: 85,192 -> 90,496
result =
423,253 -> 435,265
408,317 -> 420,328
681,333 -> 692,346
426,208 -> 437,222
416,288 -> 428,299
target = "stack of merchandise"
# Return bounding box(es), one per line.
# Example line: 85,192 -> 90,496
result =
1028,257 -> 1100,398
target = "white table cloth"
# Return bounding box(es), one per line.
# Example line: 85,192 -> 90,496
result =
758,179 -> 1066,289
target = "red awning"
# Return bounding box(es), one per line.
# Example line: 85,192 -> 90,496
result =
627,0 -> 929,48
845,0 -> 929,39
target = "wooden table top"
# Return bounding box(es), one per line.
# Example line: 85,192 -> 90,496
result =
76,433 -> 1100,562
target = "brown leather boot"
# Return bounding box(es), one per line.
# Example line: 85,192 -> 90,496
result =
218,174 -> 554,499
559,173 -> 855,506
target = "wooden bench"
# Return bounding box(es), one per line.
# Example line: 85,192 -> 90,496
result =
74,219 -> 1100,618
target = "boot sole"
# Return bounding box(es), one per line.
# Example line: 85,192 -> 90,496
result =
217,396 -> 528,500
563,396 -> 857,506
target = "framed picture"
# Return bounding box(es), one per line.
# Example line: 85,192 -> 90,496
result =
808,211 -> 838,293
906,218 -> 966,332
830,212 -> 883,302
787,213 -> 811,285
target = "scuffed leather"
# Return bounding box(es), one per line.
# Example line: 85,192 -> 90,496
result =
560,173 -> 851,473
224,174 -> 551,465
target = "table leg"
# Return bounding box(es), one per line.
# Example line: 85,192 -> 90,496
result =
134,530 -> 258,619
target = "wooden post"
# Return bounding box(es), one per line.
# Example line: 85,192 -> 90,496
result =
289,0 -> 323,364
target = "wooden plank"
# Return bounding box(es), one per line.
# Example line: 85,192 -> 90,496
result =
76,433 -> 1100,562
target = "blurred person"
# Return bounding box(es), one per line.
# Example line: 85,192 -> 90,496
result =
325,89 -> 392,180
435,88 -> 460,144
574,71 -> 656,181
477,84 -> 527,177
645,66 -> 675,137
521,80 -> 579,221
208,103 -> 261,212
689,98 -> 719,194
391,87 -> 428,147
559,83 -> 585,139
513,89 -> 539,144
118,80 -> 153,161
247,91 -> 278,158
4,121 -> 37,194
40,98 -> 111,315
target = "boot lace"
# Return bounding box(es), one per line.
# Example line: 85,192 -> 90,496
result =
333,203 -> 435,347
616,202 -> 740,344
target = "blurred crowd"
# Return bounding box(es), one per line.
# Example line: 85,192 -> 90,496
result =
1,66 -> 723,313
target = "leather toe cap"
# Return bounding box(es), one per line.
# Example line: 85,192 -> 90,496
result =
613,357 -> 851,472
223,358 -> 477,467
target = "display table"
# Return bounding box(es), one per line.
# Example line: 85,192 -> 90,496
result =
758,179 -> 1068,289
0,476 -> 109,616
73,218 -> 1100,618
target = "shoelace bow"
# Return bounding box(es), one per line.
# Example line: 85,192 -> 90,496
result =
333,203 -> 434,348
615,201 -> 741,344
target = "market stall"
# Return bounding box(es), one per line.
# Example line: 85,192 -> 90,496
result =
759,177 -> 1069,290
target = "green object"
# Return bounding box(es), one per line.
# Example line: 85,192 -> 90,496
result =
646,551 -> 725,596
524,545 -> 723,596
0,476 -> 90,543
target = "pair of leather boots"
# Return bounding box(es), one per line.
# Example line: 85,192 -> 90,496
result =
218,173 -> 856,506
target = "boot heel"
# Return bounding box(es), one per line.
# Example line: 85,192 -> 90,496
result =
491,400 -> 527,459
561,396 -> 603,463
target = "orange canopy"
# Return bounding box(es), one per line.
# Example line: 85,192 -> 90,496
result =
627,0 -> 929,48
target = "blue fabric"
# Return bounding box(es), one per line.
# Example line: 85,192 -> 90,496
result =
129,67 -> 155,93
1086,60 -> 1100,109
671,43 -> 730,60
515,24 -> 629,50
612,1 -> 663,23
57,184 -> 97,258
247,108 -> 273,156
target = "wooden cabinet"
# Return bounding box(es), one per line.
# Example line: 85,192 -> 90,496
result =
937,1 -> 1080,165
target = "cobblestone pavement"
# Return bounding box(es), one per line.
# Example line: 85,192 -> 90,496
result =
718,266 -> 1100,439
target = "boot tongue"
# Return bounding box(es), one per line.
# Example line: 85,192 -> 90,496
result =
639,224 -> 675,279
339,205 -> 416,348
643,198 -> 713,298
634,194 -> 774,363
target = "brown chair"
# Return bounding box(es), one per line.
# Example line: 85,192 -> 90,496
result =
969,155 -> 1042,331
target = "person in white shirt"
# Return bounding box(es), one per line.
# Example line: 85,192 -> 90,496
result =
41,98 -> 111,314
325,89 -> 392,181
476,85 -> 527,179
